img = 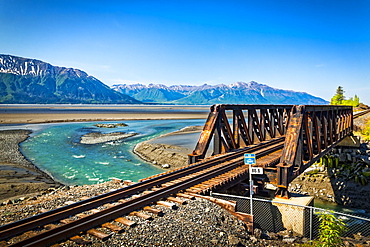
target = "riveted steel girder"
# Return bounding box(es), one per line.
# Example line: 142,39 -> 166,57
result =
190,104 -> 354,199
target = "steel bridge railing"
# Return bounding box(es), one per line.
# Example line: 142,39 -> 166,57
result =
188,104 -> 293,164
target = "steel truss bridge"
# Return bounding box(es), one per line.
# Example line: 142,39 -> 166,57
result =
189,104 -> 354,198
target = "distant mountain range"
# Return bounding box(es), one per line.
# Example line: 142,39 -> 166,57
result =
0,54 -> 139,104
112,82 -> 328,105
0,54 -> 328,105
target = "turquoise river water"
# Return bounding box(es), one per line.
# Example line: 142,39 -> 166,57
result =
15,119 -> 205,186
1,119 -> 369,216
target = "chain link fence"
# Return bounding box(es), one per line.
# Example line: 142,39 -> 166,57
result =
211,192 -> 370,240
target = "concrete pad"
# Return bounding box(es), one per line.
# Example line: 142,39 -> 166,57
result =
337,135 -> 361,147
271,194 -> 314,235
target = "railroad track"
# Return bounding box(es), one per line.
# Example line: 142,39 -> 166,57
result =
353,109 -> 370,119
1,137 -> 285,247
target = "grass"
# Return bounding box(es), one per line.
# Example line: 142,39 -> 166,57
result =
361,118 -> 370,141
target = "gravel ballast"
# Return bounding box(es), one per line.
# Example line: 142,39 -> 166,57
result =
0,180 -> 277,247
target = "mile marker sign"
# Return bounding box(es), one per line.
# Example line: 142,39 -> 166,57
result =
250,167 -> 264,174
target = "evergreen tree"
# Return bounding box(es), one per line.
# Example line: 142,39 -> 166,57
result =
354,94 -> 360,106
330,86 -> 360,107
330,86 -> 345,105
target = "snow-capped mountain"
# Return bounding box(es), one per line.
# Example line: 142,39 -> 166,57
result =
0,54 -> 139,104
0,54 -> 328,105
112,81 -> 328,105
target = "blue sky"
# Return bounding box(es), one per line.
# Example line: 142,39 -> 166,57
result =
1,0 -> 369,104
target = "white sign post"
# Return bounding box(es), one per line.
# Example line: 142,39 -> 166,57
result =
244,154 -> 263,216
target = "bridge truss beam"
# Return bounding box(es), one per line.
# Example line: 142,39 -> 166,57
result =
189,104 -> 293,163
189,104 -> 353,198
276,105 -> 353,198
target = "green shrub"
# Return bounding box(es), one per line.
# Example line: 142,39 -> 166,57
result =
316,210 -> 347,247
306,169 -> 320,175
361,119 -> 370,141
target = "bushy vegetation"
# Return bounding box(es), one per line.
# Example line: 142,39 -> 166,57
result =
330,86 -> 359,107
361,119 -> 370,141
299,210 -> 347,247
306,169 -> 320,175
315,210 -> 347,247
318,155 -> 369,185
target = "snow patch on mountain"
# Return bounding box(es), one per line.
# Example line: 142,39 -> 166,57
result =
112,81 -> 329,105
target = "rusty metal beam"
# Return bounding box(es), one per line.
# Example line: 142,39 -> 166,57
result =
189,104 -> 293,164
275,105 -> 353,198
189,104 -> 353,199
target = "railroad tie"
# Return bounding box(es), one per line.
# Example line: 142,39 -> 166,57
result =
20,230 -> 38,239
50,244 -> 62,247
86,229 -> 111,241
129,211 -> 153,221
76,213 -> 88,218
102,223 -> 124,233
43,224 -> 58,230
131,195 -> 141,199
115,217 -> 136,227
196,180 -> 213,185
64,200 -> 76,205
167,197 -> 186,205
151,187 -> 162,191
60,218 -> 75,224
90,209 -> 101,214
39,208 -> 49,214
70,236 -> 91,245
161,181 -> 176,187
185,188 -> 202,194
176,193 -> 195,200
193,184 -> 207,188
143,206 -> 164,216
103,203 -> 115,208
157,200 -> 177,209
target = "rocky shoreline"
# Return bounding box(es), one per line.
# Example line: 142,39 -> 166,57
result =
133,126 -> 203,169
134,142 -> 189,169
289,141 -> 370,210
0,129 -> 62,201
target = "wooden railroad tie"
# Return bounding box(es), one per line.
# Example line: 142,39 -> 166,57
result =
102,223 -> 124,233
157,200 -> 178,209
177,193 -> 195,200
70,236 -> 91,245
87,229 -> 111,241
115,217 -> 136,227
129,211 -> 153,221
143,206 -> 164,216
167,197 -> 187,205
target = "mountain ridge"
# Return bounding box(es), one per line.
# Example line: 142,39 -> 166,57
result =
0,54 -> 140,104
112,81 -> 328,105
0,54 -> 328,105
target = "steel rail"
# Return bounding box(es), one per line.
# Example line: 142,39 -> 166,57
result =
9,140 -> 285,247
0,137 -> 285,242
353,109 -> 370,119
